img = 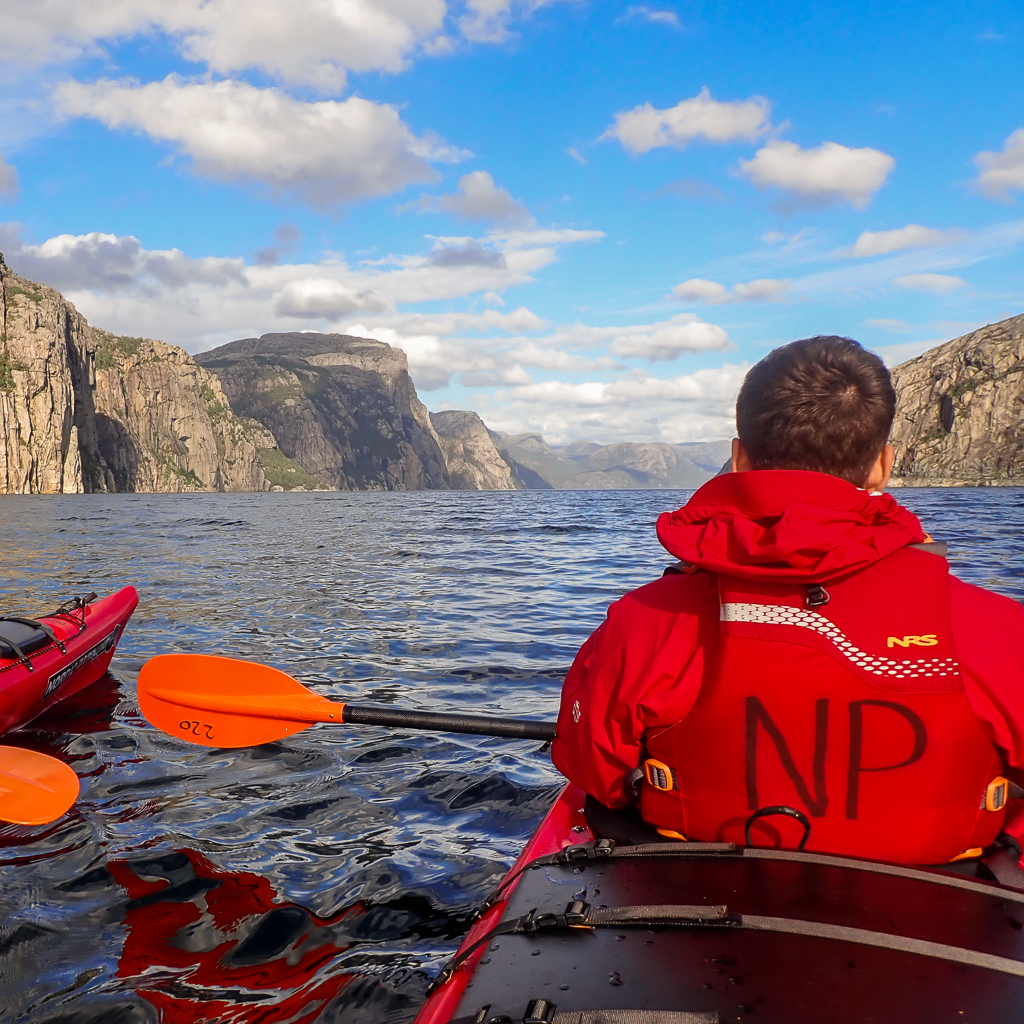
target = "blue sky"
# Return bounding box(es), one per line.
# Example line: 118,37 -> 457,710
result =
1,0 -> 1022,443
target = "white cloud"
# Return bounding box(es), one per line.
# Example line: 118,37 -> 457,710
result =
892,273 -> 965,294
850,224 -> 961,257
673,278 -> 728,303
475,362 -> 747,444
0,156 -> 17,199
602,87 -> 772,156
673,276 -> 790,304
0,221 -> 600,350
867,318 -> 910,332
975,129 -> 1024,200
55,76 -> 467,209
566,147 -> 587,164
606,316 -> 730,360
0,1 -> 448,90
457,0 -> 564,44
620,6 -> 681,27
733,278 -> 790,302
739,139 -> 895,208
1,230 -> 247,292
413,170 -> 534,226
486,227 -> 604,249
347,309 -> 728,390
507,364 -> 743,406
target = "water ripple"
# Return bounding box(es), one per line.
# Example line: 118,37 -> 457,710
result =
0,487 -> 1021,1021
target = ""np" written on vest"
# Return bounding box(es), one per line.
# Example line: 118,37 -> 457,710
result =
745,696 -> 927,819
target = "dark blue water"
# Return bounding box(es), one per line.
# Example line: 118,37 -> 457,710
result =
0,488 -> 1021,1023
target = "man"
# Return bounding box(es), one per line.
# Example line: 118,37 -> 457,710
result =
551,335 -> 1024,865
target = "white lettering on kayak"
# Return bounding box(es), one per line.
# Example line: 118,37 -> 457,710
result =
572,699 -> 581,723
44,625 -> 121,698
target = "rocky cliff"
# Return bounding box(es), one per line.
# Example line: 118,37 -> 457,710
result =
0,254 -> 269,493
196,333 -> 450,491
890,314 -> 1024,486
490,433 -> 732,489
430,410 -> 514,490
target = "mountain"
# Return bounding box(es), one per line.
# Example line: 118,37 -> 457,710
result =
429,410 -> 514,490
489,433 -> 732,489
0,255 -> 733,495
195,333 -> 450,491
890,314 -> 1024,486
0,253 -> 269,493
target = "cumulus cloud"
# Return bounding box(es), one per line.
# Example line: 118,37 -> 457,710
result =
673,277 -> 790,304
0,228 -> 247,293
739,139 -> 895,208
975,129 -> 1024,200
472,362 -> 747,444
55,76 -> 467,209
892,273 -> 965,294
457,0 -> 566,44
427,240 -> 508,268
255,223 -> 301,267
850,224 -> 961,257
274,279 -> 390,318
619,6 -> 681,26
0,1 -> 449,90
0,222 -> 599,350
606,316 -> 730,360
602,87 -> 772,155
0,155 -> 17,199
413,171 -> 534,226
344,308 -> 728,392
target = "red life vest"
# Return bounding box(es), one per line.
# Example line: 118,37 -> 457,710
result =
639,546 -> 1006,864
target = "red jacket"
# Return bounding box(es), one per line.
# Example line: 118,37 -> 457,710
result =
551,471 -> 1024,827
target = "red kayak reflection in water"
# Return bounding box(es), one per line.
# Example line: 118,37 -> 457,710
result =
111,848 -> 360,1023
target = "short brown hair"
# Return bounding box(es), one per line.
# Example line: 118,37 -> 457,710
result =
735,335 -> 895,486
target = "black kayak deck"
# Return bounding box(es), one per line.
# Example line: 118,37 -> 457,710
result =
449,813 -> 1024,1023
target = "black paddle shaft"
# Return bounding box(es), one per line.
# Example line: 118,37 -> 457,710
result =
341,703 -> 556,741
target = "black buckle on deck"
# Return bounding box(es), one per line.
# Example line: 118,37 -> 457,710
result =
519,900 -> 591,934
553,839 -> 615,864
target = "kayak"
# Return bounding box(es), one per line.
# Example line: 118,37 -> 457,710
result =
0,587 -> 139,735
416,783 -> 1024,1023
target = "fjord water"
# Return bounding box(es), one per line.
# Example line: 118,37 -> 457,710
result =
0,488 -> 1022,1023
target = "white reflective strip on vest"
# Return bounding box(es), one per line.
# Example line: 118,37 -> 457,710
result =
719,602 -> 960,679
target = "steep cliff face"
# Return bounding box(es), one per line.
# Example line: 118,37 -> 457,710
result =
0,263 -> 84,493
890,314 -> 1024,486
0,254 -> 269,493
430,410 -> 514,490
197,333 -> 450,491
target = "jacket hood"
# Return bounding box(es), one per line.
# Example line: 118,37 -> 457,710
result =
657,470 -> 925,583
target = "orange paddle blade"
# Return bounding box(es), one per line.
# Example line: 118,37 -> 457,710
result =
138,654 -> 343,748
0,746 -> 79,825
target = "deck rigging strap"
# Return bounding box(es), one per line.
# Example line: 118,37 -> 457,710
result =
480,839 -> 1024,916
434,897 -> 1024,993
453,1008 -> 719,1024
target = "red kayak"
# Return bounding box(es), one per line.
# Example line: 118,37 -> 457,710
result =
0,587 -> 139,735
417,783 -> 1024,1024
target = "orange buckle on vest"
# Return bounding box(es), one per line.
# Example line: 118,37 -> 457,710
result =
643,758 -> 677,792
985,776 -> 1010,812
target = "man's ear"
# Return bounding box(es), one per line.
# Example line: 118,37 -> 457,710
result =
863,444 -> 895,491
731,439 -> 753,473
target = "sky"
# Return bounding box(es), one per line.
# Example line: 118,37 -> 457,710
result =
0,1 -> 1022,445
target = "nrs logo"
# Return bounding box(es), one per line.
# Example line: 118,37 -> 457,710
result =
887,634 -> 938,648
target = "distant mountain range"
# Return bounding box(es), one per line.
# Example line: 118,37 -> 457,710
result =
3,251 -> 1022,493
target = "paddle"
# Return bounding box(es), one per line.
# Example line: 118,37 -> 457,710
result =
138,654 -> 557,749
0,746 -> 80,825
